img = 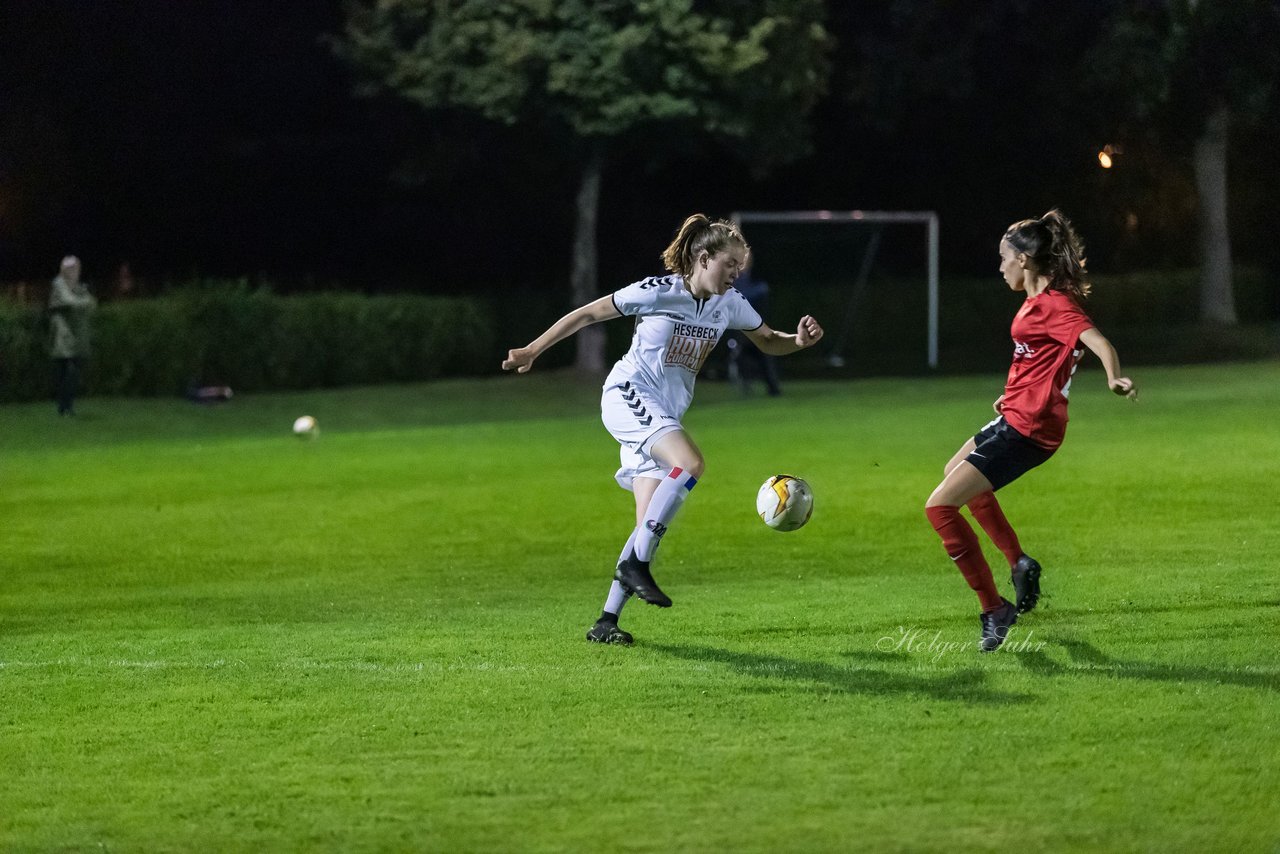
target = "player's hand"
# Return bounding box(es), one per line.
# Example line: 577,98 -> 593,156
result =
1110,377 -> 1138,401
796,315 -> 823,348
502,347 -> 537,374
993,394 -> 1005,414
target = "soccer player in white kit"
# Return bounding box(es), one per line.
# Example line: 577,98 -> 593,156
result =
503,214 -> 824,644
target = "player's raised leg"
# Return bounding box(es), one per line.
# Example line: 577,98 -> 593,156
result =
926,457 -> 1017,652
967,491 -> 1042,612
615,430 -> 704,607
947,435 -> 1043,615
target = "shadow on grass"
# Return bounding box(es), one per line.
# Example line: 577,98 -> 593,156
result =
648,642 -> 1034,705
1016,636 -> 1280,692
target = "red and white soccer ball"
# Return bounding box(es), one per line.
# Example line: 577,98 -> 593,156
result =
756,474 -> 814,531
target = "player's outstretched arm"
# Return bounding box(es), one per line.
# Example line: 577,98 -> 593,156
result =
744,315 -> 824,356
502,296 -> 621,374
1079,327 -> 1137,400
795,315 -> 824,348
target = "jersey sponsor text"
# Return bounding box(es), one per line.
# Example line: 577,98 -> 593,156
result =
665,333 -> 717,372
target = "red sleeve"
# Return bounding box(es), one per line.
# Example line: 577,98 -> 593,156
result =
1045,296 -> 1093,346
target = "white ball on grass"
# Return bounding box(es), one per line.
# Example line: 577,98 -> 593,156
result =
293,415 -> 319,437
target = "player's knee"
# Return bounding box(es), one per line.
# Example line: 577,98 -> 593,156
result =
652,432 -> 704,479
686,458 -> 706,479
674,455 -> 705,479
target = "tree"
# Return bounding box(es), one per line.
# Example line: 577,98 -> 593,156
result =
1085,0 -> 1280,325
335,0 -> 830,371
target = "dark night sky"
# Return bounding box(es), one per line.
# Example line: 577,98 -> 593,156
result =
1,1 -> 412,284
2,1 -> 1277,295
2,0 -> 688,292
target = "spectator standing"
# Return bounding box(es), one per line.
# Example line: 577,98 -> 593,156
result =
48,255 -> 97,416
728,255 -> 783,396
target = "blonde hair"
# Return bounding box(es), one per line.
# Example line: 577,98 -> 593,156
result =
660,214 -> 748,277
1003,208 -> 1091,299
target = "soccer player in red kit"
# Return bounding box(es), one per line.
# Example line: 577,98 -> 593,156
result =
925,210 -> 1137,652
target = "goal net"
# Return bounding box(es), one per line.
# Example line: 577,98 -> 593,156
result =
729,210 -> 940,371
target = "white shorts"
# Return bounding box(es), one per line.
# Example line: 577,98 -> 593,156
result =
600,380 -> 683,491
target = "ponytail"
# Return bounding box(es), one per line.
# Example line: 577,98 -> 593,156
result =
1004,208 -> 1091,299
661,214 -> 748,277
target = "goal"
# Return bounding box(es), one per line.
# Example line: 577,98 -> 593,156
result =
730,210 -> 940,369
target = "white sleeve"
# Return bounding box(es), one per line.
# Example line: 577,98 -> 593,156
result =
727,289 -> 763,331
49,277 -> 96,309
48,277 -> 75,310
611,278 -> 661,317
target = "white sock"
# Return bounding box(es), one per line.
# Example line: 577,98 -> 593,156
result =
601,529 -> 638,618
602,580 -> 631,617
632,467 -> 698,563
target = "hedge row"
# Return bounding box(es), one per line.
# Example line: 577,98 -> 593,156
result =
0,286 -> 494,403
762,265 -> 1279,376
4,269 -> 1274,402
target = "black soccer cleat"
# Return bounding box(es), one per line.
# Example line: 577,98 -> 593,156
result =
1011,554 -> 1042,613
615,554 -> 672,608
979,598 -> 1019,653
586,619 -> 633,645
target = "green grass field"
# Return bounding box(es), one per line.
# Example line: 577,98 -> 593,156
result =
4,362 -> 1278,852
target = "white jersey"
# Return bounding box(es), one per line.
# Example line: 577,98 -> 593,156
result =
604,275 -> 763,418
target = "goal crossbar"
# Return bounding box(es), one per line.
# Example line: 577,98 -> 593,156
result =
730,210 -> 940,368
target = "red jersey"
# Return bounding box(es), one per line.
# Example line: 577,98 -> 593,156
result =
1001,289 -> 1094,450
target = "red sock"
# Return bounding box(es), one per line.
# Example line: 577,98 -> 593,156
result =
967,491 -> 1023,568
926,505 -> 1003,612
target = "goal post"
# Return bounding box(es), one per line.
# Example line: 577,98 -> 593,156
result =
730,210 -> 940,369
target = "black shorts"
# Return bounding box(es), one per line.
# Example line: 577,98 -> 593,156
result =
965,417 -> 1054,491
